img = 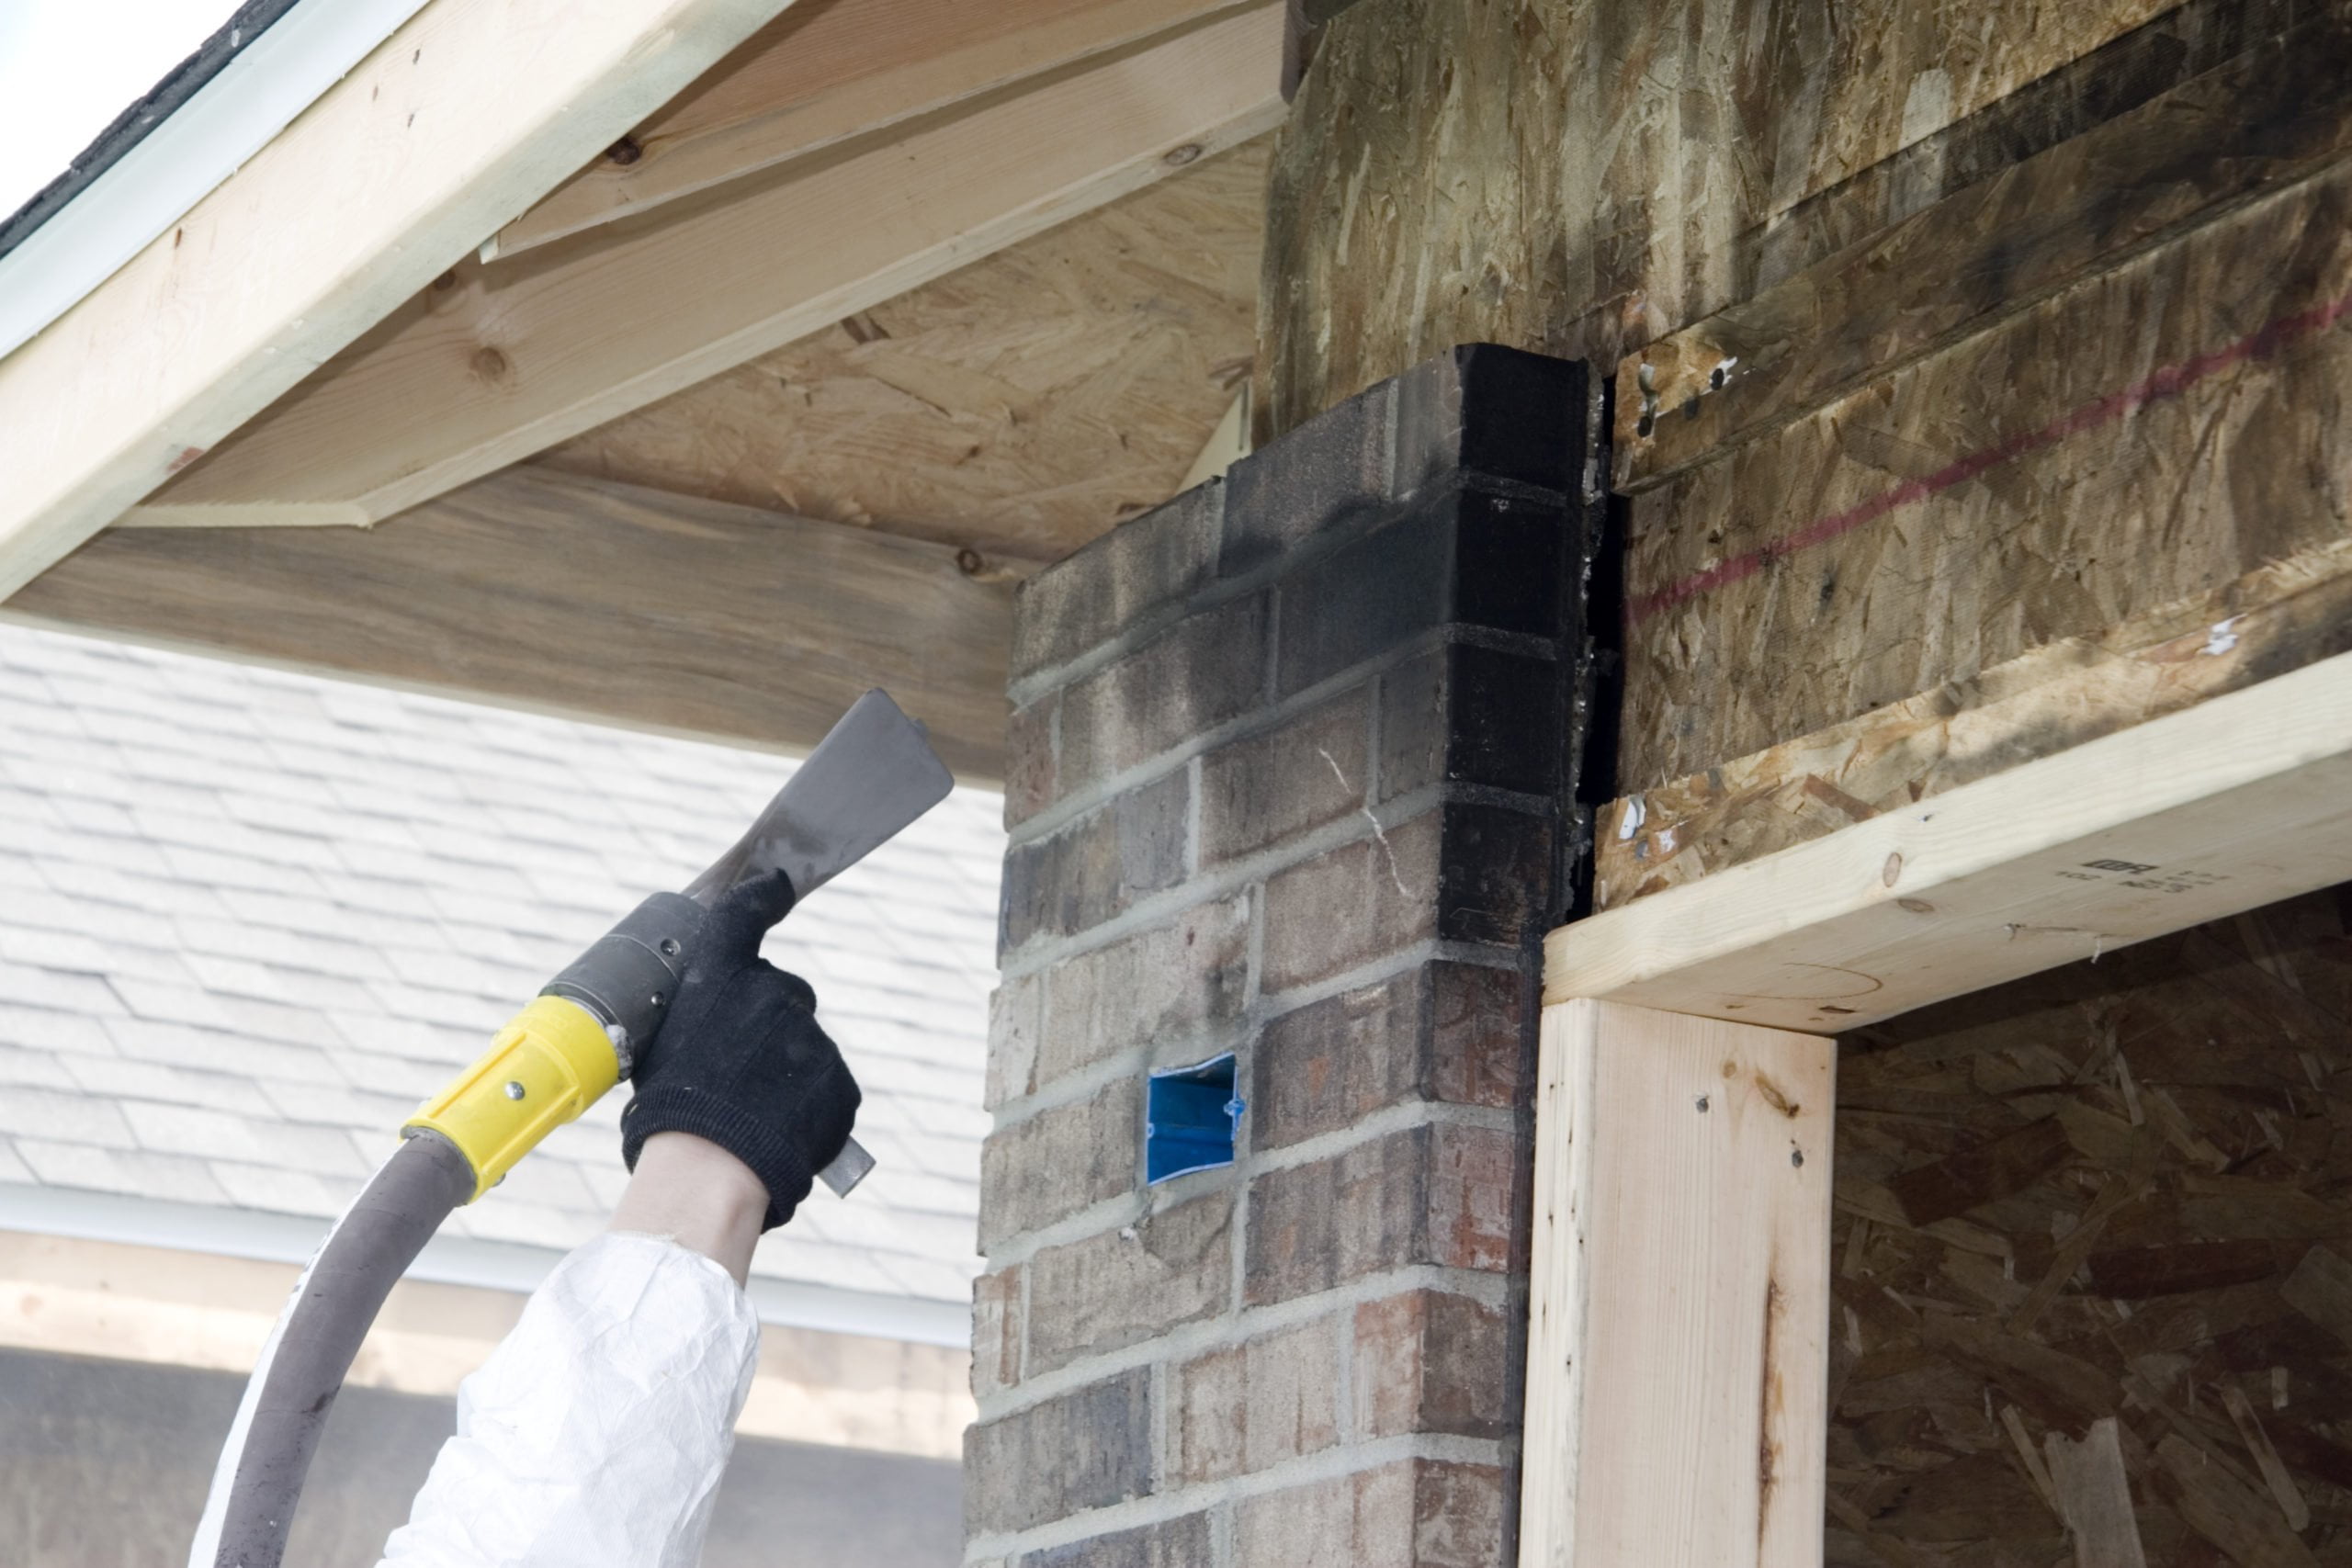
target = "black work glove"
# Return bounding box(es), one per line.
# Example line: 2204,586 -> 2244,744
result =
620,872 -> 861,1230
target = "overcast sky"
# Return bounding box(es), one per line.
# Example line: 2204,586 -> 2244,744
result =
0,2 -> 239,219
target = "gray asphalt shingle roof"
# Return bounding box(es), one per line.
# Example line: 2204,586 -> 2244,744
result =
0,623 -> 1001,1308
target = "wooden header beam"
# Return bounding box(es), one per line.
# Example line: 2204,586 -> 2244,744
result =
0,0 -> 800,602
1545,652 -> 2352,1033
126,3 -> 1285,531
4,467 -> 1016,783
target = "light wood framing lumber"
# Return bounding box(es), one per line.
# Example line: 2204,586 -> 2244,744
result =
492,0 -> 1251,258
129,4 -> 1285,531
6,468 -> 1016,782
0,0 -> 799,602
1521,999 -> 1833,1568
1546,652 -> 2352,1033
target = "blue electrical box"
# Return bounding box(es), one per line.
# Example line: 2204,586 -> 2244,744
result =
1145,1054 -> 1244,1184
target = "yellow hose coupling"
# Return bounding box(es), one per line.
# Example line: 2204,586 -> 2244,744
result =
404,995 -> 623,1201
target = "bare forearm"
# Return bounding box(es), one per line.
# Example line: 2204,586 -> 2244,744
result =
608,1131 -> 768,1287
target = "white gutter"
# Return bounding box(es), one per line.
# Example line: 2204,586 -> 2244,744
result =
0,0 -> 433,364
0,1180 -> 972,1348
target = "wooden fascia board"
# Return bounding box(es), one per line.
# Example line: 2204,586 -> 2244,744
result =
1544,653 -> 2352,1032
491,0 -> 1256,259
0,0 -> 803,603
128,3 -> 1287,530
5,466 -> 1019,784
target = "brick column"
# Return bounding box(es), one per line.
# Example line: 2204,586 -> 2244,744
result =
969,347 -> 1600,1568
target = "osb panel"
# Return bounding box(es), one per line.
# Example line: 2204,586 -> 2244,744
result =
1620,156 -> 2352,790
533,140 -> 1267,566
1259,0 -> 2172,435
1826,887 -> 2352,1567
1596,537 -> 2352,910
1614,6 -> 2352,492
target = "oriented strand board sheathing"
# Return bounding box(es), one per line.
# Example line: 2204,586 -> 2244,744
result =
1620,156 -> 2352,789
1258,0 -> 2172,434
1595,537 -> 2352,910
1821,891 -> 2352,1567
1614,9 -> 2352,493
536,142 -> 1267,564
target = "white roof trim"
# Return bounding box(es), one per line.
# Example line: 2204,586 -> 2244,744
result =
0,0 -> 432,364
0,1181 -> 972,1348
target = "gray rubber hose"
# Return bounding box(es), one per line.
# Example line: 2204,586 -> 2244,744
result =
188,1132 -> 476,1568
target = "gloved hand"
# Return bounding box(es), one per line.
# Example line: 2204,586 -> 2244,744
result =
619,872 -> 861,1230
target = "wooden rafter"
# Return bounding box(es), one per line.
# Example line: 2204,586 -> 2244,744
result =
125,3 -> 1285,532
492,0 -> 1256,258
0,0 -> 801,602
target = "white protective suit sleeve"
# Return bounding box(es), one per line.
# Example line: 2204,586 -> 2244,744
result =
375,1232 -> 761,1568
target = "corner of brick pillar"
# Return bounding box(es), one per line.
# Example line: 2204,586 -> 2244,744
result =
968,346 -> 1600,1568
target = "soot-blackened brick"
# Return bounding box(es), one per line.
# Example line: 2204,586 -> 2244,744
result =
1274,508 -> 1451,699
1395,344 -> 1589,499
1000,768 -> 1190,953
1377,645 -> 1560,803
1012,480 -> 1224,682
1057,595 -> 1268,795
1452,486 -> 1566,638
1003,696 -> 1057,829
1221,378 -> 1394,576
1436,804 -> 1553,948
964,1368 -> 1153,1537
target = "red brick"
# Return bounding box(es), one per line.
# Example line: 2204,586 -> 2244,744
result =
986,974 -> 1043,1111
1037,894 -> 1251,1087
1057,594 -> 1268,795
1171,1314 -> 1342,1483
978,1077 -> 1139,1249
1261,811 -> 1441,992
1001,767 -> 1191,953
1245,1124 -> 1524,1306
1221,377 -> 1395,576
1425,963 -> 1526,1110
1004,694 -> 1057,829
1250,963 -> 1526,1153
1232,1459 -> 1509,1568
1012,479 -> 1223,682
965,1369 -> 1152,1537
1197,684 -> 1370,864
1352,1290 -> 1512,1439
972,1265 -> 1023,1398
1027,1513 -> 1214,1568
1025,1192 -> 1232,1375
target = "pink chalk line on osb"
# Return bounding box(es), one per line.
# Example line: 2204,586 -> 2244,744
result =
1625,285 -> 2352,628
